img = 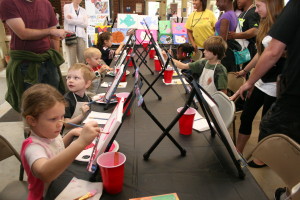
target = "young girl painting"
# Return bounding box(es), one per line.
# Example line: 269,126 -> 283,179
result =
97,32 -> 124,66
20,84 -> 100,199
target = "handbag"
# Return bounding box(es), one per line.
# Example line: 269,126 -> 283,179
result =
233,48 -> 251,65
65,33 -> 77,46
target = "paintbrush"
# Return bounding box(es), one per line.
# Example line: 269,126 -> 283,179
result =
59,120 -> 83,128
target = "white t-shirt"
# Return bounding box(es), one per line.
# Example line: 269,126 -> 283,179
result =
25,132 -> 65,197
255,35 -> 277,97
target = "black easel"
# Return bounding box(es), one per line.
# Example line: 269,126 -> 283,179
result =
143,77 -> 246,178
103,57 -> 130,110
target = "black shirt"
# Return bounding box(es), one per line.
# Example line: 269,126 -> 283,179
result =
64,92 -> 90,118
238,7 -> 260,57
269,0 -> 300,98
99,46 -> 115,66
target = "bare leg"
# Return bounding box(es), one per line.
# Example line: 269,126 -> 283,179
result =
236,133 -> 250,153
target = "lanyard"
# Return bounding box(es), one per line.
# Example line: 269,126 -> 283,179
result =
74,8 -> 80,32
191,11 -> 204,28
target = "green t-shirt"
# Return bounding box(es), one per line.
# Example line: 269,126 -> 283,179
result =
188,59 -> 228,90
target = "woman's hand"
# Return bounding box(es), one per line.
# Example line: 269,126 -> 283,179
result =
227,31 -> 236,40
236,69 -> 247,78
239,81 -> 254,100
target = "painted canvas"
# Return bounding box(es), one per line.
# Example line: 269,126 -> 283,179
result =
135,29 -> 157,44
112,28 -> 130,44
172,23 -> 187,34
117,14 -> 138,29
159,21 -> 172,34
96,25 -> 111,33
173,34 -> 188,44
158,33 -> 173,44
137,15 -> 158,30
87,98 -> 124,172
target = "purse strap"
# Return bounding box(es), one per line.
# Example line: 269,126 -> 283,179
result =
238,4 -> 254,49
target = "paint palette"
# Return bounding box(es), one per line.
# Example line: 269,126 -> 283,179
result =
75,139 -> 119,162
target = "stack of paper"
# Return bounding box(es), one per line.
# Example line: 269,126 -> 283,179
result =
101,82 -> 127,88
83,111 -> 111,124
162,78 -> 188,85
55,177 -> 102,200
192,111 -> 210,132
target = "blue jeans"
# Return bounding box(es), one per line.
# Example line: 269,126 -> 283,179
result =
20,60 -> 60,91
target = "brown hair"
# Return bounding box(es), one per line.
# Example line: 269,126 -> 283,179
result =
203,36 -> 227,59
97,32 -> 112,48
84,47 -> 102,60
200,0 -> 208,11
21,84 -> 67,119
256,0 -> 284,55
68,63 -> 95,82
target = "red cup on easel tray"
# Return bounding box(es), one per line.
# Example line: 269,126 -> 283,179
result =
177,107 -> 196,135
116,92 -> 131,116
97,152 -> 126,194
163,66 -> 173,83
142,42 -> 149,51
154,56 -> 162,72
115,67 -> 126,82
149,48 -> 155,59
126,48 -> 134,67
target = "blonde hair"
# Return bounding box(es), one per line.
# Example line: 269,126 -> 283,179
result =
21,84 -> 66,119
203,36 -> 227,59
68,63 -> 95,82
83,47 -> 102,59
256,0 -> 284,55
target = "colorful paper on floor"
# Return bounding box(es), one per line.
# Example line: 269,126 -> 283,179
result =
129,193 -> 179,200
192,111 -> 210,132
162,78 -> 188,85
55,177 -> 102,200
83,111 -> 111,124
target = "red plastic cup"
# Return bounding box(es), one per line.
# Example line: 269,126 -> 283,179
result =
126,56 -> 134,67
154,57 -> 162,72
142,42 -> 148,51
164,69 -> 173,83
149,48 -> 155,59
116,92 -> 131,116
115,68 -> 126,82
177,107 -> 196,135
97,152 -> 126,194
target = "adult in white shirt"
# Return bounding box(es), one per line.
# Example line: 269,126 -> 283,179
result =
64,0 -> 88,67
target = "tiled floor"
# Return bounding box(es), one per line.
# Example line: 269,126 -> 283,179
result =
0,66 -> 285,199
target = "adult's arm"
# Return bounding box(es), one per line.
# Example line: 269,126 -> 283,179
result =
6,18 -> 68,40
49,26 -> 61,51
187,29 -> 198,52
238,38 -> 286,99
64,5 -> 88,28
218,19 -> 229,41
228,27 -> 257,40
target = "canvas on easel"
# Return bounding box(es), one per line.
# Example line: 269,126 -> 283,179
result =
159,21 -> 172,34
87,98 -> 124,172
158,33 -> 173,44
117,14 -> 139,29
111,28 -> 129,44
137,15 -> 158,30
135,29 -> 158,44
